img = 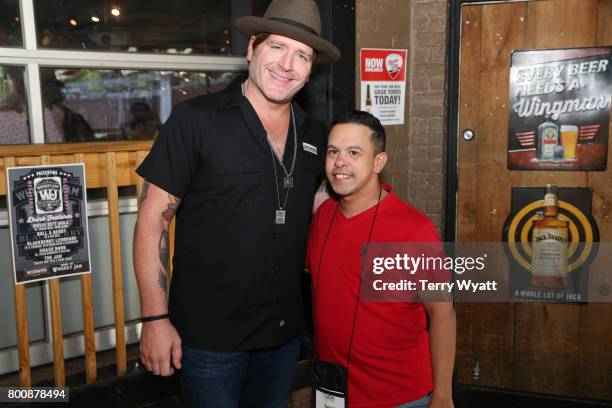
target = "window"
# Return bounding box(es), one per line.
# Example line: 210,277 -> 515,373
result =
0,0 -> 22,47
0,66 -> 30,144
0,0 -> 271,145
39,68 -> 239,142
34,0 -> 271,55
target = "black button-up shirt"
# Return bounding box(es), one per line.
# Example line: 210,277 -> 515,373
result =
137,80 -> 324,351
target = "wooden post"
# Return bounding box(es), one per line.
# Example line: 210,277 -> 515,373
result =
39,155 -> 66,387
49,279 -> 65,387
106,152 -> 127,375
75,153 -> 97,383
6,157 -> 32,387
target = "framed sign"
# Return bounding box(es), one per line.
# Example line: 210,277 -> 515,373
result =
6,164 -> 91,284
508,47 -> 611,171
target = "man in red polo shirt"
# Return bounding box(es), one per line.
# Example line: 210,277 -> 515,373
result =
308,110 -> 455,407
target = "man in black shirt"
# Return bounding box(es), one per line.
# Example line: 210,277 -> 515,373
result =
133,0 -> 340,406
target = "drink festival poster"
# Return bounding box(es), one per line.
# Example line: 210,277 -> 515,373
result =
6,164 -> 92,284
360,48 -> 408,126
507,47 -> 612,171
502,187 -> 599,303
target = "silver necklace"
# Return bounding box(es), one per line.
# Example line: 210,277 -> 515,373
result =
241,82 -> 297,224
273,107 -> 298,188
270,148 -> 289,224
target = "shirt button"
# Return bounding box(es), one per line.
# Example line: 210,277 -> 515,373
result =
279,320 -> 285,327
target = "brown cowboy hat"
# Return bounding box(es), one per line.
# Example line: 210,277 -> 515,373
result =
234,0 -> 341,64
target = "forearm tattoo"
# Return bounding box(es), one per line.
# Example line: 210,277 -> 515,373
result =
162,194 -> 180,222
158,230 -> 169,270
140,180 -> 150,204
158,269 -> 168,294
158,230 -> 169,293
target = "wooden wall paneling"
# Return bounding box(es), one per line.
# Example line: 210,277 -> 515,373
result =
114,152 -> 132,186
80,271 -> 97,384
75,153 -> 97,384
14,157 -> 42,168
596,0 -> 612,44
40,155 -> 66,387
0,141 -> 153,157
526,0 -> 598,48
49,279 -> 65,387
476,4 -> 525,240
513,302 -> 583,395
455,4 -> 483,385
13,283 -> 31,387
510,0 -> 597,396
6,156 -> 32,387
1,142 -> 151,385
105,152 -> 127,375
457,5 -> 483,243
578,2 -> 612,398
466,2 -> 527,390
577,304 -> 612,399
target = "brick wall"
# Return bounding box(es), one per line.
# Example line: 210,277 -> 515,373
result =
356,0 -> 449,232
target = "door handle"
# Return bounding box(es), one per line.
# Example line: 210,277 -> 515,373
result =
463,129 -> 475,141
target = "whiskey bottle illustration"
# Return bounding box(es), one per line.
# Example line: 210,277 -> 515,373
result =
531,184 -> 569,288
536,117 -> 560,160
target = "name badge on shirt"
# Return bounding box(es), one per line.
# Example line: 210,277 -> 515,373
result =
303,142 -> 318,155
313,359 -> 348,408
315,389 -> 346,408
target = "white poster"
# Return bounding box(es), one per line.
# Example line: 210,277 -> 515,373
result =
360,48 -> 408,125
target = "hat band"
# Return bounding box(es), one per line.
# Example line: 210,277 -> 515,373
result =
269,17 -> 319,36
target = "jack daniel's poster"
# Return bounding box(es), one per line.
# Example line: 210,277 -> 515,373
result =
507,47 -> 611,171
6,164 -> 91,284
502,187 -> 599,302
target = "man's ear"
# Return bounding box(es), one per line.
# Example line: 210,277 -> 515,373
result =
246,36 -> 256,62
373,152 -> 388,174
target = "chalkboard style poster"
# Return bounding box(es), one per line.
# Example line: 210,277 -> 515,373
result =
7,164 -> 91,284
508,47 -> 611,171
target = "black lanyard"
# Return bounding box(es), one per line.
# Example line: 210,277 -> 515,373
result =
312,187 -> 383,373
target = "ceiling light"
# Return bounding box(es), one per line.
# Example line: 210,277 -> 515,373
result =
69,19 -> 78,26
111,8 -> 120,16
91,16 -> 100,22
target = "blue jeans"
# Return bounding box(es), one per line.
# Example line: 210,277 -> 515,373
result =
180,338 -> 301,408
395,393 -> 431,408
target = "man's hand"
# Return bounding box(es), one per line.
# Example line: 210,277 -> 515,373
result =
140,319 -> 182,376
428,392 -> 454,408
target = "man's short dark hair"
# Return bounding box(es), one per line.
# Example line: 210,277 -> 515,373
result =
331,109 -> 386,154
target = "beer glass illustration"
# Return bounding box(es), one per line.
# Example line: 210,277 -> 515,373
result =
560,125 -> 578,159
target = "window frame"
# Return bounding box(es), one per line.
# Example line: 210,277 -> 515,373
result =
0,0 -> 248,145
